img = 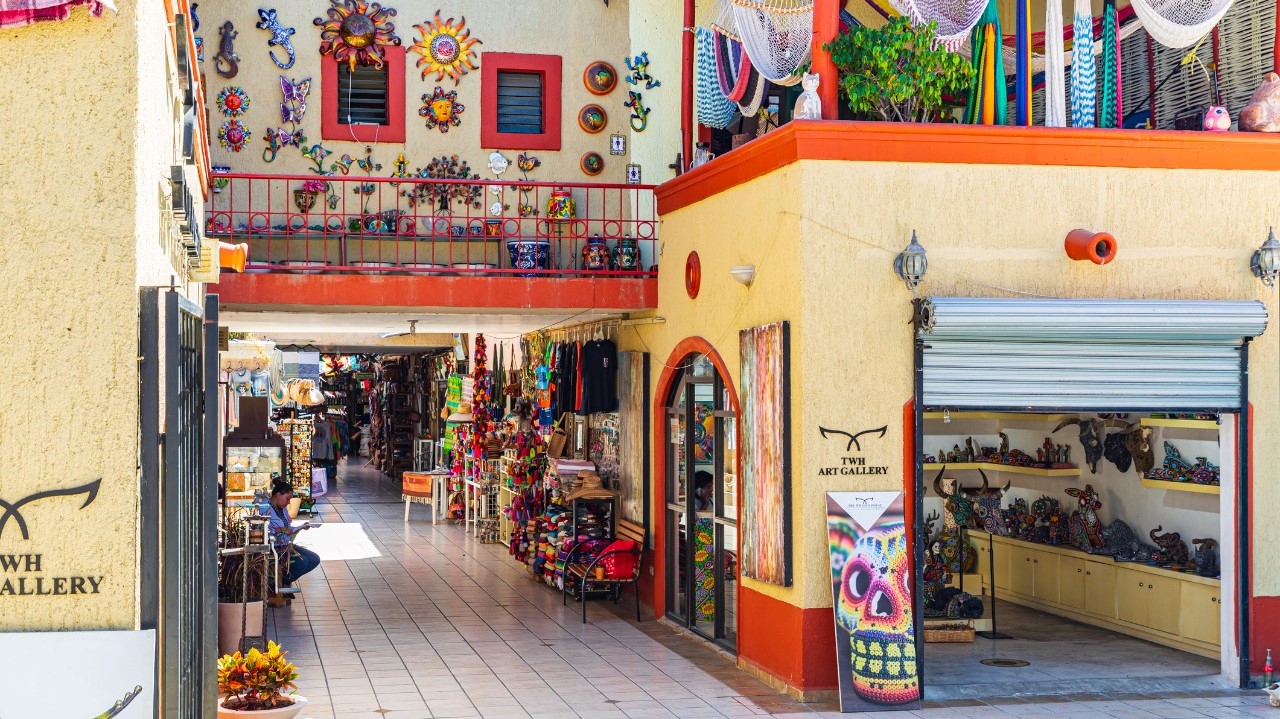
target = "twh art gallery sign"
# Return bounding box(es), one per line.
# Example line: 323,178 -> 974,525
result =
826,491 -> 921,713
0,479 -> 109,598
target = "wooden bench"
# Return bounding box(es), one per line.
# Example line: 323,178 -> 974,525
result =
562,518 -> 647,623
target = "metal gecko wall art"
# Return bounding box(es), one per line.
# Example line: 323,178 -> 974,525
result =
255,8 -> 297,70
214,21 -> 240,78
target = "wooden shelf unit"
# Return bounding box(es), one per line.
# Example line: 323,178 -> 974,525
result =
1140,417 -> 1220,430
923,462 -> 1081,478
1139,477 -> 1220,495
923,412 -> 1080,422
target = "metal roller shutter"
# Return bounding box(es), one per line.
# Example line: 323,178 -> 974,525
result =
917,297 -> 1267,411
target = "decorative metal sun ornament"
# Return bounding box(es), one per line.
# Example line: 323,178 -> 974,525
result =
314,0 -> 401,71
218,120 -> 250,152
216,86 -> 251,117
419,86 -> 464,132
410,11 -> 481,84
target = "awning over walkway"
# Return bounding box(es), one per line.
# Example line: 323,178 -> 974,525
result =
916,297 -> 1268,411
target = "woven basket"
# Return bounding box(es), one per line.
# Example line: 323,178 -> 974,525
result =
923,621 -> 975,643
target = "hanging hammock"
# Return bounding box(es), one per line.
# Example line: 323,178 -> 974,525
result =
730,0 -> 812,86
738,65 -> 771,115
1044,0 -> 1067,125
1014,0 -> 1032,124
1070,0 -> 1097,127
697,27 -> 741,129
1128,0 -> 1233,48
1098,0 -> 1121,127
884,0 -> 990,49
964,0 -> 1006,124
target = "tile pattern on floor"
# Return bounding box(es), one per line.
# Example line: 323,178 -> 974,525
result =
267,461 -> 1266,718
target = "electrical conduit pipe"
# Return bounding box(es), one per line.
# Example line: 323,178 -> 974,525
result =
1064,229 -> 1117,265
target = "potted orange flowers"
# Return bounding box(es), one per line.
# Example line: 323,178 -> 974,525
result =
216,641 -> 307,718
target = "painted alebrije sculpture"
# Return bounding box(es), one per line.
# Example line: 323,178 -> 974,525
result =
314,0 -> 400,71
931,467 -> 975,532
1150,526 -> 1189,566
216,86 -> 250,117
411,11 -> 481,84
256,8 -> 297,70
419,87 -> 464,133
965,470 -> 1010,534
1064,484 -> 1104,550
214,21 -> 240,79
841,523 -> 919,705
1192,538 -> 1219,577
218,120 -> 250,152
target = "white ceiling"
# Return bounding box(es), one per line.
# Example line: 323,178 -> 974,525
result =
220,310 -> 619,338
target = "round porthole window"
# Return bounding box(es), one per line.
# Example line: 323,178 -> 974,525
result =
685,251 -> 701,299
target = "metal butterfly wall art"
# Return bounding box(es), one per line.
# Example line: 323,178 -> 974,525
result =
279,75 -> 310,124
256,8 -> 297,70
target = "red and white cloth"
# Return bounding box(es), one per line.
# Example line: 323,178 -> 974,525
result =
0,0 -> 115,29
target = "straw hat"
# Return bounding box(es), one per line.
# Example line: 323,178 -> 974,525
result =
447,402 -> 474,423
269,384 -> 287,406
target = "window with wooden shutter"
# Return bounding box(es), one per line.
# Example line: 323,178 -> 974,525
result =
338,64 -> 389,125
496,71 -> 544,134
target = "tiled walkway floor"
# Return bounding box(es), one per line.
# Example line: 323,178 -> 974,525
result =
267,461 -> 1269,719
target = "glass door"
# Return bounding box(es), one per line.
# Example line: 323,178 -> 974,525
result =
665,356 -> 739,650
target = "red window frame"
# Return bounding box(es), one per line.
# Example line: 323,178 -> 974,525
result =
321,49 -> 406,143
481,52 -> 562,151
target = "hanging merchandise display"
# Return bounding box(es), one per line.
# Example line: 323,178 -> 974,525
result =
1070,0 -> 1096,127
219,120 -> 250,152
730,0 -> 812,86
411,11 -> 482,84
963,0 -> 1005,125
1098,0 -> 1121,128
695,26 -> 739,129
1044,0 -> 1067,127
584,61 -> 618,95
314,0 -> 401,71
419,86 -> 465,132
1129,0 -> 1232,48
216,86 -> 251,117
255,8 -> 296,70
214,21 -> 240,78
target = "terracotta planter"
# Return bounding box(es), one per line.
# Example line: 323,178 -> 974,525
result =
218,601 -> 265,657
218,695 -> 307,719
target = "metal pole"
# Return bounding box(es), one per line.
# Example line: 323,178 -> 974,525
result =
202,295 -> 220,716
1238,339 -> 1252,688
913,331 -> 926,694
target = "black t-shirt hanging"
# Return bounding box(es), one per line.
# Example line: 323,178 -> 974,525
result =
578,339 -> 618,415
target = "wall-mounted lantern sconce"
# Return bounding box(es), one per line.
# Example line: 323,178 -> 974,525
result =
1251,227 -> 1280,287
894,231 -> 928,295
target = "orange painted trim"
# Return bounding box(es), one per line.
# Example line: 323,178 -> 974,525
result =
321,51 -> 407,144
651,337 -> 740,625
656,120 -> 1280,215
215,272 -> 657,310
739,587 -> 839,691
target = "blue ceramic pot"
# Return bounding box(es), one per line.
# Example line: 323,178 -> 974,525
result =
507,239 -> 551,277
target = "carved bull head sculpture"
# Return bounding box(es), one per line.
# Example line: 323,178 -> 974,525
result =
1054,418 -> 1106,474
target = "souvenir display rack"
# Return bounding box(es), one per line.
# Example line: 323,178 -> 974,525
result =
279,418 -> 313,512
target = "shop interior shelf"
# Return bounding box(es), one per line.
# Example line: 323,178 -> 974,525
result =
923,412 -> 1080,422
922,462 -> 1081,477
1139,477 -> 1220,494
1139,417 -> 1219,430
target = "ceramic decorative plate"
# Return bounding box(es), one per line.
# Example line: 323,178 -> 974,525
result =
578,104 -> 608,133
584,61 -> 618,95
580,152 -> 604,176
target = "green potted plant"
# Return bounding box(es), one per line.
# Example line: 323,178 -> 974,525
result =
217,520 -> 267,657
217,641 -> 306,718
823,18 -> 973,122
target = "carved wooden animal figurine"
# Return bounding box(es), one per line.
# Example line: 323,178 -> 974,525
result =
1054,418 -> 1106,473
1125,423 -> 1155,474
1193,537 -> 1219,577
1150,526 -> 1189,566
1240,72 -> 1280,132
215,21 -> 240,78
1065,484 -> 1104,550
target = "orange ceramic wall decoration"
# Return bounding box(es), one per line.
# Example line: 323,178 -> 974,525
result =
578,104 -> 607,133
584,61 -> 617,95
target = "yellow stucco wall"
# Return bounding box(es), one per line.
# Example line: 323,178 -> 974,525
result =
645,156 -> 1280,611
197,0 -> 676,186
0,2 -> 200,630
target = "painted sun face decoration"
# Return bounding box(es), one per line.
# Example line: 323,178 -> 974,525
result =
840,523 -> 919,706
410,11 -> 481,84
419,86 -> 464,133
314,0 -> 401,71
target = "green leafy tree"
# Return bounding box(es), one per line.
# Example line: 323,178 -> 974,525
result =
823,18 -> 973,122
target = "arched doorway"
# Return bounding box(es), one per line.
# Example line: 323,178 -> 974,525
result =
663,353 -> 739,650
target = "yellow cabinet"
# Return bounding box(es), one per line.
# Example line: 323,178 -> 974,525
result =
1032,550 -> 1060,604
1180,582 -> 1221,645
1146,574 -> 1181,635
1084,562 -> 1117,618
1059,557 -> 1086,610
1010,545 -> 1035,596
1117,567 -> 1149,627
974,540 -> 991,592
992,540 -> 1011,591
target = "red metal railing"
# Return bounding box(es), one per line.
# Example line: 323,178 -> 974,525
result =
205,173 -> 659,277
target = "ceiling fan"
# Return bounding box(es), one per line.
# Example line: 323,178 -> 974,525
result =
378,319 -> 419,339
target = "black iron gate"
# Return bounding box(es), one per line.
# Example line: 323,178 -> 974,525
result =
140,288 -> 219,718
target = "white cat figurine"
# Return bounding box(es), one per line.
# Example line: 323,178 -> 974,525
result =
793,72 -> 822,120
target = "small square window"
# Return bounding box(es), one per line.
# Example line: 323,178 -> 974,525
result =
496,71 -> 544,134
337,65 -> 389,125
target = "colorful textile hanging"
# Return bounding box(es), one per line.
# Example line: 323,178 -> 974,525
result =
713,24 -> 753,102
1014,0 -> 1032,125
1098,0 -> 1121,128
0,0 -> 113,28
1070,0 -> 1096,127
963,0 -> 1006,125
696,27 -> 740,129
1044,0 -> 1067,126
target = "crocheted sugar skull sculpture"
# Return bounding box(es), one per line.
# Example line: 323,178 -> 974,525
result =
828,516 -> 859,585
840,522 -> 919,705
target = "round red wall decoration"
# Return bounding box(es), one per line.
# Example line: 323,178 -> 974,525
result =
685,251 -> 701,299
